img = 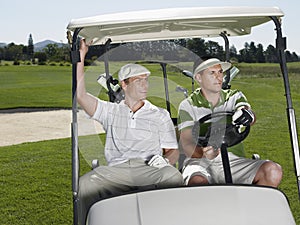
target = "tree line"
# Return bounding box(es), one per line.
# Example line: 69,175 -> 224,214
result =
0,34 -> 299,65
172,38 -> 299,63
0,34 -> 70,65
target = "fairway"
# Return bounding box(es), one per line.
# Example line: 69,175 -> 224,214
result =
0,63 -> 300,224
0,65 -> 72,109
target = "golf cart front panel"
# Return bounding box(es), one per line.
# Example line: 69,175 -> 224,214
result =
87,186 -> 295,225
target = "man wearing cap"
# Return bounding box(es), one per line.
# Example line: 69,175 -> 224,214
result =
76,39 -> 183,224
178,58 -> 282,187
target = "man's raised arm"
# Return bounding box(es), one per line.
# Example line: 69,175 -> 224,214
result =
76,39 -> 98,117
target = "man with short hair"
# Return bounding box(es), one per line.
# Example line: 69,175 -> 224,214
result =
77,39 -> 183,225
178,58 -> 282,187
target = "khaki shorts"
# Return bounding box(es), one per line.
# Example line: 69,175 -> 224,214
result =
78,158 -> 183,225
182,152 -> 266,185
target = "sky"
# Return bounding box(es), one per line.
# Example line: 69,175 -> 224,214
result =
1,0 -> 299,54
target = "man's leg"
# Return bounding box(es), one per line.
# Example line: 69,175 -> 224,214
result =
188,175 -> 209,185
252,161 -> 282,187
182,158 -> 212,186
78,166 -> 134,225
127,159 -> 183,187
78,160 -> 183,224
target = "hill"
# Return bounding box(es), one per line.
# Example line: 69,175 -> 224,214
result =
0,40 -> 67,51
34,40 -> 66,51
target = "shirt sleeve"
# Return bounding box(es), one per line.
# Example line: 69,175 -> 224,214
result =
158,109 -> 178,149
234,91 -> 251,110
177,99 -> 195,131
92,99 -> 110,130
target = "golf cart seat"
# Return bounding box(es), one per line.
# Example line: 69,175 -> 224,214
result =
87,185 -> 295,225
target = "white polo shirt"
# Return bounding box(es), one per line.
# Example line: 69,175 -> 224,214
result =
92,99 -> 178,166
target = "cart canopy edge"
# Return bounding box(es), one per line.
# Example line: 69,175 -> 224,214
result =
66,6 -> 284,45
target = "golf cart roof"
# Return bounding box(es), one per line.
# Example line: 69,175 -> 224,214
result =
67,6 -> 284,45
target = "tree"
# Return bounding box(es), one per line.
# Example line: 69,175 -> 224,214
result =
205,40 -> 224,59
173,39 -> 187,48
0,47 -> 3,60
186,38 -> 206,57
285,51 -> 293,62
34,52 -> 47,64
27,34 -> 34,60
3,43 -> 24,61
239,42 -> 251,63
229,45 -> 238,60
291,52 -> 299,62
248,42 -> 257,63
256,44 -> 265,63
265,44 -> 278,63
43,43 -> 59,61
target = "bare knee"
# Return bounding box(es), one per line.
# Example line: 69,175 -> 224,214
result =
254,161 -> 282,187
188,175 -> 209,186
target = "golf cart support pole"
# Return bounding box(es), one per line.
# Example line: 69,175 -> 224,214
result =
221,144 -> 233,183
102,39 -> 114,102
220,32 -> 231,90
160,62 -> 171,114
271,16 -> 300,199
70,28 -> 81,225
219,31 -> 233,183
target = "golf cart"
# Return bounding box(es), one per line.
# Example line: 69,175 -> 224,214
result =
67,6 -> 299,225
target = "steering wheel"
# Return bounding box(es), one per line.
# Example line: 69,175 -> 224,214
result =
192,111 -> 250,149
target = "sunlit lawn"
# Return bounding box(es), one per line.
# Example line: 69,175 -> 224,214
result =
0,63 -> 300,224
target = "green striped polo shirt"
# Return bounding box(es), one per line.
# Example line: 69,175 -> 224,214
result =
178,88 -> 251,156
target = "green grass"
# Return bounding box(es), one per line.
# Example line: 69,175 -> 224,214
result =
1,63 -> 300,224
0,65 -> 72,109
0,136 -> 105,225
0,139 -> 73,224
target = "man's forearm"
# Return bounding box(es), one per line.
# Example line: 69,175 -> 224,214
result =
76,43 -> 98,117
163,149 -> 179,165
